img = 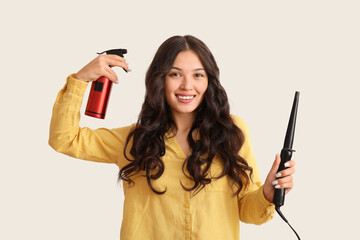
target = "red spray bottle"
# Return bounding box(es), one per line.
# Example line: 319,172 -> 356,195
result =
85,49 -> 127,119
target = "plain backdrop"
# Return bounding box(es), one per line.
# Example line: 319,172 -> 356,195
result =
1,0 -> 359,239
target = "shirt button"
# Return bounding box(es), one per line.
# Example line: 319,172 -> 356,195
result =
185,225 -> 190,231
185,202 -> 190,208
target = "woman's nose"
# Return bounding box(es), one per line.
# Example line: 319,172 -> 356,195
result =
179,76 -> 193,90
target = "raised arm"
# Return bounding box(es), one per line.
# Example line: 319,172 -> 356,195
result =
48,55 -> 133,168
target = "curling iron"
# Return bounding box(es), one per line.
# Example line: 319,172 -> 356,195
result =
273,91 -> 301,239
85,48 -> 128,119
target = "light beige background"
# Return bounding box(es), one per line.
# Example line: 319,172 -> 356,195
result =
1,0 -> 359,239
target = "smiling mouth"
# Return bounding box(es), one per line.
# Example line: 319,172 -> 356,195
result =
176,95 -> 195,100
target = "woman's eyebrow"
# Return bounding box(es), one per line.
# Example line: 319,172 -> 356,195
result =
171,66 -> 205,71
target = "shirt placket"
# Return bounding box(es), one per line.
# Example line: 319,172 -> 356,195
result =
184,179 -> 191,240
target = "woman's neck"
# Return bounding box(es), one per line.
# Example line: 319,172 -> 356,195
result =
170,112 -> 196,157
171,112 -> 195,135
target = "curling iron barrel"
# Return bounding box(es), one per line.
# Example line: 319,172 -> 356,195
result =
273,91 -> 299,207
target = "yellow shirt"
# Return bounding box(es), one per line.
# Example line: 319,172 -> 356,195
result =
49,74 -> 275,240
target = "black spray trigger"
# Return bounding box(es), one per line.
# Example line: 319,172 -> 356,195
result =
97,49 -> 128,72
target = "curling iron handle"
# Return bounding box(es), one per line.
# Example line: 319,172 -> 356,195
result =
273,148 -> 293,206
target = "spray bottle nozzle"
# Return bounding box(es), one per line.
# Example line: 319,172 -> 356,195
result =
97,48 -> 127,57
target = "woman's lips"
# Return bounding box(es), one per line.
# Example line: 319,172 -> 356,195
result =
176,94 -> 195,103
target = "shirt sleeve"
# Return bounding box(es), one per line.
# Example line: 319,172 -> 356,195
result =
48,73 -> 134,169
231,115 -> 275,225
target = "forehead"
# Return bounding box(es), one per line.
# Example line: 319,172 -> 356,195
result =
172,50 -> 204,69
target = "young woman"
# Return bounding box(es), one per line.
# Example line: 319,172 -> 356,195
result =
49,35 -> 296,240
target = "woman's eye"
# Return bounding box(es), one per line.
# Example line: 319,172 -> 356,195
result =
170,72 -> 181,77
195,73 -> 204,78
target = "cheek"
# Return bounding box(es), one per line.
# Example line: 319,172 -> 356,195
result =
198,80 -> 208,95
164,79 -> 175,102
204,82 -> 209,93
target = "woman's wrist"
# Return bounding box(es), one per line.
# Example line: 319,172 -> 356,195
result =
74,74 -> 86,82
262,184 -> 274,203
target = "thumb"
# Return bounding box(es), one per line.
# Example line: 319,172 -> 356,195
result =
270,153 -> 281,175
263,154 -> 281,203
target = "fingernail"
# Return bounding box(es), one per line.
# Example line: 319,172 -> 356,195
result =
275,173 -> 282,178
272,180 -> 278,185
284,162 -> 290,168
275,185 -> 281,189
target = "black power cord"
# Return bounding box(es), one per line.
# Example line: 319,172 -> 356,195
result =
275,206 -> 301,240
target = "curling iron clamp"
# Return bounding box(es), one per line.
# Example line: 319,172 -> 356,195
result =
273,91 -> 301,239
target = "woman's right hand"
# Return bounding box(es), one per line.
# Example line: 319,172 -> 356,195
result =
75,54 -> 130,83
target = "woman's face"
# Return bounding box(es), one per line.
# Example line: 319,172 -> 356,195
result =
165,50 -> 208,119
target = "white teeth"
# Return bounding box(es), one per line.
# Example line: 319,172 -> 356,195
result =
177,95 -> 194,100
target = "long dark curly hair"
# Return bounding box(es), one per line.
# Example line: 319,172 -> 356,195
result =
118,35 -> 253,196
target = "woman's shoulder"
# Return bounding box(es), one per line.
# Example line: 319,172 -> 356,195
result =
230,114 -> 248,129
229,114 -> 253,141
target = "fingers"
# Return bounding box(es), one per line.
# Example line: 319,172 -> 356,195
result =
274,158 -> 296,194
98,55 -> 130,83
263,155 -> 297,202
100,54 -> 130,72
284,159 -> 296,168
103,67 -> 119,83
76,54 -> 130,83
276,162 -> 296,179
272,175 -> 294,190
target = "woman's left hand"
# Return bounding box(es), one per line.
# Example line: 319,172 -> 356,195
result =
263,154 -> 296,203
